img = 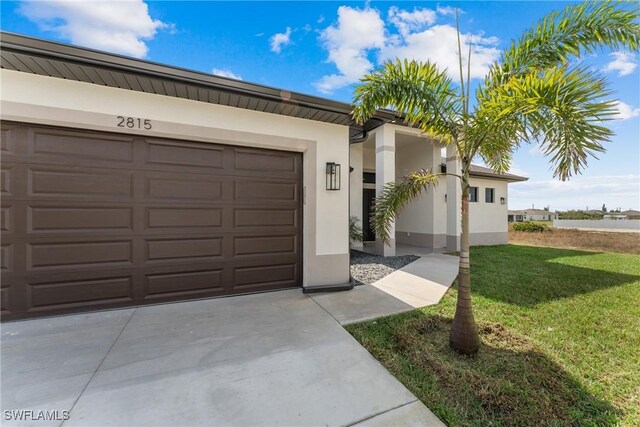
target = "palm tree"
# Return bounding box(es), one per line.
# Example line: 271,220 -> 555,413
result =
352,1 -> 639,354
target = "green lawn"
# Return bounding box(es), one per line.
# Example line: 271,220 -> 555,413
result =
347,245 -> 640,426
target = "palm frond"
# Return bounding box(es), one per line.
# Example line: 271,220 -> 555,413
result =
483,0 -> 639,90
479,66 -> 617,180
352,59 -> 461,142
371,170 -> 441,243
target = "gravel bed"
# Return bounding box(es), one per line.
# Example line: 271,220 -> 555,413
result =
350,250 -> 419,285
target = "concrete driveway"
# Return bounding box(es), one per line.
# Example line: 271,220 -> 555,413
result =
1,290 -> 443,426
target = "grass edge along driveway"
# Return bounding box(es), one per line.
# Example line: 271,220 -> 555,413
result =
346,245 -> 640,426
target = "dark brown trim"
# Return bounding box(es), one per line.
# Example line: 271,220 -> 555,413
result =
469,170 -> 528,182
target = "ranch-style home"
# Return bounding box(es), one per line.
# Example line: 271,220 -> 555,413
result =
0,32 -> 526,321
508,209 -> 557,222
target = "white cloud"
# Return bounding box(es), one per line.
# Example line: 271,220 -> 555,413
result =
270,27 -> 292,53
314,5 -> 500,93
314,6 -> 386,93
507,164 -> 529,177
614,100 -> 640,120
211,68 -> 242,80
379,25 -> 500,81
509,174 -> 640,211
388,6 -> 436,38
528,144 -> 544,157
436,5 -> 459,17
18,0 -> 167,58
603,52 -> 638,77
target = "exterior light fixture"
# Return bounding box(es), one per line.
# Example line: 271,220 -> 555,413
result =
444,194 -> 447,202
500,197 -> 506,205
326,162 -> 341,190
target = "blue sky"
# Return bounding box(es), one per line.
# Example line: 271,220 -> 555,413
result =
1,1 -> 638,210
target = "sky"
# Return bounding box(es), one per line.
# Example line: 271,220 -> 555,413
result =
1,0 -> 638,211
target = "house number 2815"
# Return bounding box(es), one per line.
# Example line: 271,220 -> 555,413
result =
116,116 -> 152,130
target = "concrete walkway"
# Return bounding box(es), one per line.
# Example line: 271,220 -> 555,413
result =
311,253 -> 459,325
2,290 -> 444,427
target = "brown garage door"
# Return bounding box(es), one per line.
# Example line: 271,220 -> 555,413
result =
1,122 -> 302,320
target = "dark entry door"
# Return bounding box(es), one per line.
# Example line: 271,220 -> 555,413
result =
362,188 -> 376,242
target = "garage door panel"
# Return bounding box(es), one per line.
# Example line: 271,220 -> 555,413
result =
28,205 -> 134,234
234,208 -> 297,227
1,242 -> 14,272
234,263 -> 297,288
0,276 -> 18,317
25,275 -> 135,313
27,166 -> 134,200
234,235 -> 296,256
146,206 -> 223,230
143,268 -> 225,299
1,204 -> 13,234
144,174 -> 224,202
234,147 -> 297,173
146,139 -> 225,170
1,123 -> 17,156
27,240 -> 133,270
234,180 -> 298,202
1,165 -> 17,198
145,237 -> 223,263
27,127 -> 135,165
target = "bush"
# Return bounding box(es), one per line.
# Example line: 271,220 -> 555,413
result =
558,210 -> 604,220
349,216 -> 364,243
512,222 -> 550,232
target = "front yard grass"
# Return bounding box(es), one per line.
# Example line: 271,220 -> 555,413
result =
346,245 -> 640,426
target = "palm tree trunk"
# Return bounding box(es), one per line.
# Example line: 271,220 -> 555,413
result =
449,166 -> 480,354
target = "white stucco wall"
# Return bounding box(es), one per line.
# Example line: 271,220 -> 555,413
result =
468,177 -> 509,244
363,143 -> 375,171
1,69 -> 351,286
394,139 -> 444,237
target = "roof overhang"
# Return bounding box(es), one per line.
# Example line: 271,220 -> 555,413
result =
0,32 -> 396,141
468,170 -> 529,182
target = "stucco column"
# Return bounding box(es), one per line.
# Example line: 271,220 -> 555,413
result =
349,143 -> 364,250
446,144 -> 461,251
375,125 -> 396,256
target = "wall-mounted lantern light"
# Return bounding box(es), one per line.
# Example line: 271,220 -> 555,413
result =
500,197 -> 506,205
326,162 -> 341,190
444,194 -> 447,202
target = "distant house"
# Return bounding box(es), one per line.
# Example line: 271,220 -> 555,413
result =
622,209 -> 640,219
508,209 -> 557,222
603,213 -> 628,220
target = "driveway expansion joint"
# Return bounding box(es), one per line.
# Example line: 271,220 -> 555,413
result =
344,399 -> 419,427
60,308 -> 137,427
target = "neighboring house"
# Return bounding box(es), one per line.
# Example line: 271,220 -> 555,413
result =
622,209 -> 640,219
508,209 -> 557,222
507,210 -> 525,222
603,213 -> 628,220
0,32 -> 526,321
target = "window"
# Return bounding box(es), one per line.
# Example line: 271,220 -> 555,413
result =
363,172 -> 376,184
485,188 -> 495,203
469,186 -> 479,202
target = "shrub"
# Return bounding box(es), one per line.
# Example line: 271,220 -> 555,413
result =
349,216 -> 364,243
558,210 -> 604,220
512,222 -> 550,232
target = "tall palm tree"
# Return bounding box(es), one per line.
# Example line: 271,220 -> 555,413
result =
352,1 -> 639,354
